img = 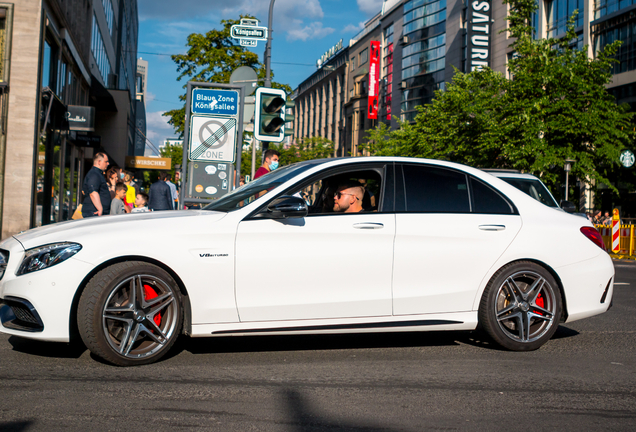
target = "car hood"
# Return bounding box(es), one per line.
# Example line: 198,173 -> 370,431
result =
13,210 -> 227,250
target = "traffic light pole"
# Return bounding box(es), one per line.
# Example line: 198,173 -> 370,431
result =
264,0 -> 275,88
259,0 -> 275,160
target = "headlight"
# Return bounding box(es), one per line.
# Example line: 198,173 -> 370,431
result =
17,242 -> 82,276
0,249 -> 8,280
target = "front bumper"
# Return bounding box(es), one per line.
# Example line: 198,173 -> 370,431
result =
0,256 -> 95,342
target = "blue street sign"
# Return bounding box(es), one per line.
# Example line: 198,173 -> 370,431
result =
191,89 -> 239,116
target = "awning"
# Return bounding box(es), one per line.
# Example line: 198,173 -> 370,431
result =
41,87 -> 67,131
89,74 -> 118,112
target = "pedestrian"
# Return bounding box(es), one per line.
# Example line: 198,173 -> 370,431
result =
131,192 -> 150,213
106,167 -> 119,200
148,171 -> 174,211
165,173 -> 178,209
123,171 -> 136,213
81,152 -> 111,217
254,149 -> 280,179
129,171 -> 141,195
110,182 -> 127,215
602,211 -> 613,225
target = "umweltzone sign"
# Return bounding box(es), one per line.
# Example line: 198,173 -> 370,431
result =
468,0 -> 492,71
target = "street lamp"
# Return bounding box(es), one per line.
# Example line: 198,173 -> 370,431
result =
564,159 -> 576,201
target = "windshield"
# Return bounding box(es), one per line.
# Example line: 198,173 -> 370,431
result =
499,177 -> 559,208
203,161 -> 321,212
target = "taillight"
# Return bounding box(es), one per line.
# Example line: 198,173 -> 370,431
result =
580,226 -> 606,251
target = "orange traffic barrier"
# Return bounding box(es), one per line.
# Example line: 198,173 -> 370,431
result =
596,224 -> 635,257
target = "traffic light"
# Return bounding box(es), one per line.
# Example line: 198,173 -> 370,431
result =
284,99 -> 295,137
254,87 -> 293,142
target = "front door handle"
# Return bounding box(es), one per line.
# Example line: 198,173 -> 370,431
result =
353,222 -> 384,230
479,225 -> 506,231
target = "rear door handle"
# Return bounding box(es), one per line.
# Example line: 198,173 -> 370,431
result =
353,222 -> 384,230
479,225 -> 506,231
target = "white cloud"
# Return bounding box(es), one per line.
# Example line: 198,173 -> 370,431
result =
145,111 -> 178,146
343,21 -> 365,33
357,0 -> 384,15
139,0 -> 328,42
286,21 -> 335,42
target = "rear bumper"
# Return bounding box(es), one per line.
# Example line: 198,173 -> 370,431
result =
557,252 -> 615,323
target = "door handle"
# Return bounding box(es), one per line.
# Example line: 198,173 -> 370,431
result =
479,225 -> 506,231
353,222 -> 384,229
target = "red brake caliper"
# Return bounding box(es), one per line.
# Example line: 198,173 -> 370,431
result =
143,284 -> 162,326
536,293 -> 545,315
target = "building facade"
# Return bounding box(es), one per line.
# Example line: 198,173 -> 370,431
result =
0,0 -> 142,239
292,0 -> 636,210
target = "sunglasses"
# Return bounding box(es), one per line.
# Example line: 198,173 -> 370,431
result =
334,191 -> 359,200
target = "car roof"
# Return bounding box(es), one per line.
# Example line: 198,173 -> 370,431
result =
482,169 -> 542,181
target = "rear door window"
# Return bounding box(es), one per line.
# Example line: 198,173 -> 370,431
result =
402,164 -> 470,213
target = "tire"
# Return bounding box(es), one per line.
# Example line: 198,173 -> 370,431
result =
77,261 -> 183,366
478,261 -> 562,351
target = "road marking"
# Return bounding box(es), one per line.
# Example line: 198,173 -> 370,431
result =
613,282 -> 630,285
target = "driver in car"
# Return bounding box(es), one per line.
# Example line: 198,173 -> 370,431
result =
333,181 -> 365,213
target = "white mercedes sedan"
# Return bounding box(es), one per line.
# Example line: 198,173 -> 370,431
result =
0,157 -> 614,366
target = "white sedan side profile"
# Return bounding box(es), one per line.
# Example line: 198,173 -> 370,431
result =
0,157 -> 614,366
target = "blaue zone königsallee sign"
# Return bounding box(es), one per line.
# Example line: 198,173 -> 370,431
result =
191,89 -> 239,116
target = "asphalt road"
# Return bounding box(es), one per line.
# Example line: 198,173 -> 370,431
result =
1,260 -> 635,432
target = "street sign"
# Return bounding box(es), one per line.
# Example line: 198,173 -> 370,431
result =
230,66 -> 258,96
230,25 -> 267,40
240,39 -> 257,47
191,89 -> 239,116
188,161 -> 234,199
189,115 -> 237,162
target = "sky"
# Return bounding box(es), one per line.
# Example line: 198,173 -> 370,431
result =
137,0 -> 385,152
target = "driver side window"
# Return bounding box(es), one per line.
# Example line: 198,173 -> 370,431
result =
289,168 -> 384,215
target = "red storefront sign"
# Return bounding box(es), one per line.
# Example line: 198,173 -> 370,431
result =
368,41 -> 381,119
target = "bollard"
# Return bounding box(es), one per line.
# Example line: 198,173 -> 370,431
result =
612,209 -> 620,253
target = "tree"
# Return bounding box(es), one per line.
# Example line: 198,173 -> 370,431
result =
164,16 -> 291,136
363,1 -> 635,194
160,142 -> 183,181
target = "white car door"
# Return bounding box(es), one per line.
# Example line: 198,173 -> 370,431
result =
392,164 -> 522,316
234,167 -> 395,322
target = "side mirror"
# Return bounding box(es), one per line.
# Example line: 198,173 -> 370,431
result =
560,200 -> 576,213
265,196 -> 308,219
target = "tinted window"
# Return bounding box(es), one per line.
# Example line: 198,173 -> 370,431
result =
403,165 -> 470,213
470,178 -> 515,214
498,177 -> 559,208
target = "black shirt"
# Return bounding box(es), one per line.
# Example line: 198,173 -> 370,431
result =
82,166 -> 111,216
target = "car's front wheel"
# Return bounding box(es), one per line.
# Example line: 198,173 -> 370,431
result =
78,261 -> 183,366
478,261 -> 562,351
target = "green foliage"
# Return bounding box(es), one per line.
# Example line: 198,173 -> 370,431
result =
164,15 -> 291,136
160,142 -> 183,181
275,136 -> 335,165
364,2 -> 635,195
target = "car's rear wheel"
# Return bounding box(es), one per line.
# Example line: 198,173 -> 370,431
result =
478,261 -> 562,351
78,261 -> 183,366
